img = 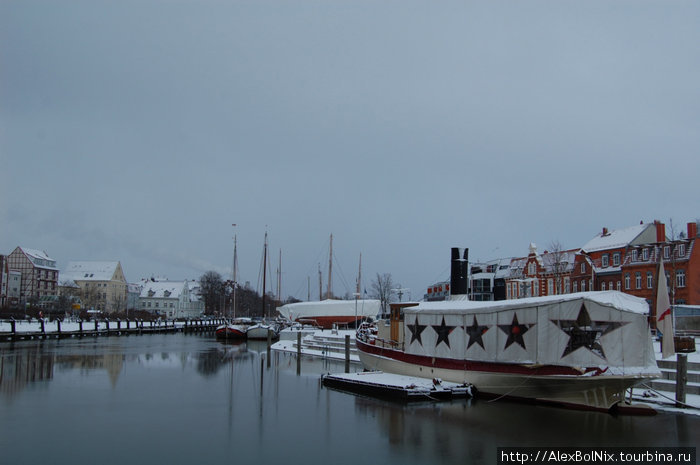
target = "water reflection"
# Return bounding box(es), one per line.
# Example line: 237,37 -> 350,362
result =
0,334 -> 697,465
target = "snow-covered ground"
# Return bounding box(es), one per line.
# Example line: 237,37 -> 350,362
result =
0,319 -> 184,332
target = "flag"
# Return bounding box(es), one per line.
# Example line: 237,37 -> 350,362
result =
656,256 -> 674,359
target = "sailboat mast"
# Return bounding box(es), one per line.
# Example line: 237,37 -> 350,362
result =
318,264 -> 322,301
357,252 -> 362,296
327,233 -> 333,299
233,233 -> 238,319
277,249 -> 282,304
262,232 -> 268,318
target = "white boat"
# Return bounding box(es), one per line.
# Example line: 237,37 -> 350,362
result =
356,291 -> 660,412
277,299 -> 381,329
246,322 -> 279,340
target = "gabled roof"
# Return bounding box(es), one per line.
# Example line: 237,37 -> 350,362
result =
62,261 -> 121,282
140,280 -> 187,299
581,223 -> 650,253
17,247 -> 58,269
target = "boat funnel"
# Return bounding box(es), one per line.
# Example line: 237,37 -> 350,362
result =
450,248 -> 469,296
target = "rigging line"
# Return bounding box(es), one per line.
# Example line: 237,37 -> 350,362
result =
638,383 -> 699,409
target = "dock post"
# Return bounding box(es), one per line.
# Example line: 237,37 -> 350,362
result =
56,319 -> 61,337
267,332 -> 272,368
94,320 -> 99,334
117,319 -> 121,331
676,354 -> 688,407
40,318 -> 45,336
105,319 -> 110,335
10,318 -> 15,336
79,320 -> 83,337
126,319 -> 130,330
296,331 -> 302,375
345,334 -> 350,373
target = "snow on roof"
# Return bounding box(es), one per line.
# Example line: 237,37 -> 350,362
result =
405,291 -> 650,315
140,280 -> 187,299
582,224 -> 649,253
62,261 -> 120,281
19,247 -> 58,269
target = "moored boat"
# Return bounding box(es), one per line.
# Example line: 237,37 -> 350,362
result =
276,299 -> 381,329
216,317 -> 253,340
246,322 -> 280,340
356,291 -> 660,412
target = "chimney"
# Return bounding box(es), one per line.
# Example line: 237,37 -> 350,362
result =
450,248 -> 469,296
602,227 -> 608,236
654,220 -> 666,242
688,222 -> 698,239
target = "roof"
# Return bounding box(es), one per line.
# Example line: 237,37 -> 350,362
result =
581,224 -> 649,253
62,261 -> 121,281
405,291 -> 650,315
140,280 -> 187,299
19,247 -> 58,269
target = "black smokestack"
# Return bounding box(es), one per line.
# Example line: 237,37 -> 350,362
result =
450,247 -> 469,296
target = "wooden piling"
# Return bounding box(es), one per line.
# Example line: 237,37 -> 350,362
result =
296,331 -> 302,375
345,334 -> 350,373
676,353 -> 688,407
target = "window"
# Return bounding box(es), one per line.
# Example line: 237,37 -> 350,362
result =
632,250 -> 638,261
647,272 -> 653,289
676,270 -> 686,288
601,282 -> 606,291
642,248 -> 649,261
664,246 -> 670,259
581,280 -> 586,292
564,277 -> 570,294
613,253 -> 620,266
581,262 -> 586,273
617,281 -> 621,291
547,279 -> 553,295
635,272 -> 642,289
625,273 -> 631,290
573,281 -> 578,293
602,254 -> 609,267
528,262 -> 536,275
678,244 -> 686,257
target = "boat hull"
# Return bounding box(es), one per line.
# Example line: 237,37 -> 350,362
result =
215,325 -> 247,340
246,324 -> 279,340
356,339 -> 655,411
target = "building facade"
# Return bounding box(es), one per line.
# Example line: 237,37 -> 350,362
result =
138,279 -> 204,319
61,261 -> 128,313
6,247 -> 59,306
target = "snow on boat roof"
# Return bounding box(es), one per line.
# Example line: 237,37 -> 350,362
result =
407,291 -> 650,315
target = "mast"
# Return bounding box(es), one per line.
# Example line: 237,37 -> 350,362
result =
327,233 -> 333,299
356,252 -> 362,297
277,249 -> 282,304
318,264 -> 322,301
262,232 -> 268,318
232,225 -> 238,319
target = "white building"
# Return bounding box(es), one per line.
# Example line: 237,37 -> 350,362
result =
61,261 -> 128,313
138,279 -> 204,319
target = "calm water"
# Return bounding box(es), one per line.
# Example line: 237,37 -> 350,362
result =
0,333 -> 697,465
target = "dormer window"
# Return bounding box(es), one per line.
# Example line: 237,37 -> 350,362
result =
678,244 -> 686,257
642,249 -> 649,261
664,246 -> 670,259
581,262 -> 586,273
613,252 -> 620,266
148,290 -> 155,297
164,290 -> 171,297
632,250 -> 638,262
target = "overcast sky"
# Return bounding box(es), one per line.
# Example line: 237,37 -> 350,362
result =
2,0 -> 698,301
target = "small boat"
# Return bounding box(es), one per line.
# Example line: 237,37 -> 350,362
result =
216,317 -> 253,340
356,291 -> 660,412
246,322 -> 280,340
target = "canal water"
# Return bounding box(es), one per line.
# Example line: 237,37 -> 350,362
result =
0,333 -> 697,465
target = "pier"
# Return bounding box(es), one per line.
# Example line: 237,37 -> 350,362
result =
0,318 -> 223,342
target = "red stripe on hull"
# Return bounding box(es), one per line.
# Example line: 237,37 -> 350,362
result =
356,339 -> 601,377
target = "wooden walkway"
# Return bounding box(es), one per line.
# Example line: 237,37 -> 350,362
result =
0,319 -> 224,342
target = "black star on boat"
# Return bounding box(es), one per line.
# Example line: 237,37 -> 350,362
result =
498,313 -> 533,351
465,315 -> 490,350
551,304 -> 628,360
406,318 -> 427,346
431,316 -> 456,348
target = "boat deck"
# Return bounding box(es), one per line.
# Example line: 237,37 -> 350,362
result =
321,371 -> 474,402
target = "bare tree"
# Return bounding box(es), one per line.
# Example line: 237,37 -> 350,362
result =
547,240 -> 567,295
199,271 -> 224,315
370,273 -> 394,317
